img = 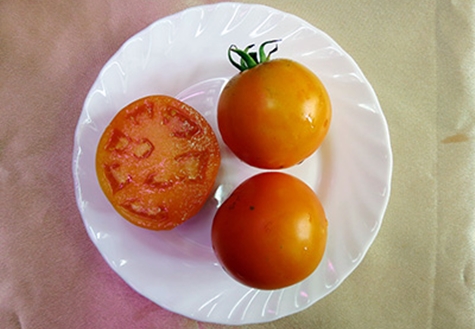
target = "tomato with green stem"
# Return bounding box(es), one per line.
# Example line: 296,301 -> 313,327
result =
218,40 -> 332,169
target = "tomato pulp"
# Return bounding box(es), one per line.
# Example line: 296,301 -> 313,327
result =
96,95 -> 221,230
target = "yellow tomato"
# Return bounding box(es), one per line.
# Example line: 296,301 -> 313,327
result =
212,172 -> 328,290
218,41 -> 331,169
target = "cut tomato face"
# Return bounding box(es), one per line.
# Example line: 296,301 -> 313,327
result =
96,95 -> 221,230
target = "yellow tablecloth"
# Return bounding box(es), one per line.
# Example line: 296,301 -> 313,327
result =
1,0 -> 473,328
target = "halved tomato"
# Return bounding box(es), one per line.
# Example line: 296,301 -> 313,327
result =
96,95 -> 221,230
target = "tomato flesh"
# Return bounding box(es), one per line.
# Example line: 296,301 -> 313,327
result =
211,172 -> 328,290
96,95 -> 221,230
218,58 -> 331,169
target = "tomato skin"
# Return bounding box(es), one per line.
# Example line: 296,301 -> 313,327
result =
218,58 -> 331,169
211,172 -> 328,290
96,95 -> 221,230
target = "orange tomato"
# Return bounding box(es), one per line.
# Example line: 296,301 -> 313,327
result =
96,95 -> 221,230
211,172 -> 328,290
217,41 -> 331,169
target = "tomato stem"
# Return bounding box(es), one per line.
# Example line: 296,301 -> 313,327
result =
228,39 -> 281,72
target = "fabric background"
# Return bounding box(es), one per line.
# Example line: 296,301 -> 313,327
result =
1,0 -> 473,328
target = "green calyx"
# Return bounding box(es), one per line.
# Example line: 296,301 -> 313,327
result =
228,39 -> 281,72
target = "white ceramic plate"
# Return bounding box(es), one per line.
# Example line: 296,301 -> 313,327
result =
72,2 -> 392,325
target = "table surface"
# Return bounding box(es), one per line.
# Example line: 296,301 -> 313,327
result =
1,0 -> 473,328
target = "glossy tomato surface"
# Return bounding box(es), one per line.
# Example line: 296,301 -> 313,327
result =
211,172 -> 328,290
96,95 -> 221,230
218,58 -> 331,169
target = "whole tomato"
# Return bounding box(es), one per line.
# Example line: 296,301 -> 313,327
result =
217,40 -> 331,169
211,172 -> 328,290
